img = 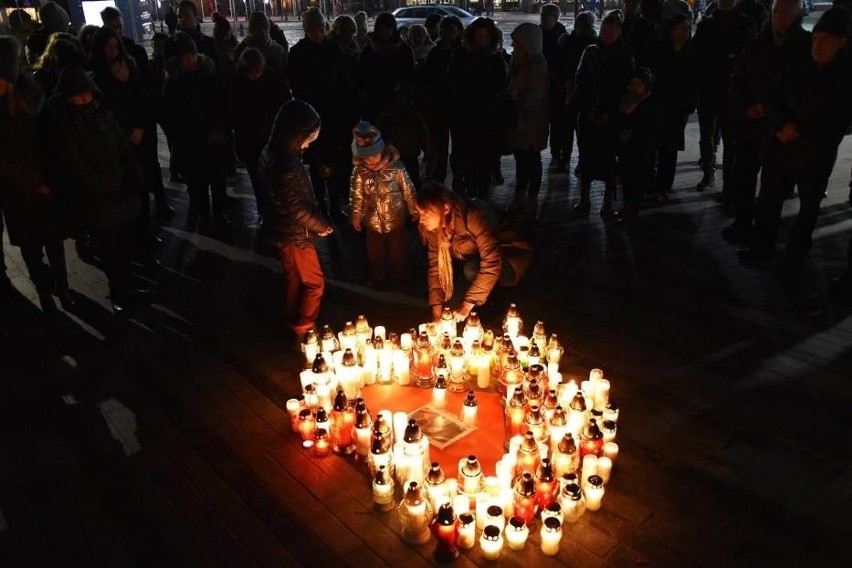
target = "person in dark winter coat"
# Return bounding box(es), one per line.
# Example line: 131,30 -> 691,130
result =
614,67 -> 657,221
211,12 -> 238,80
235,12 -> 288,77
623,0 -> 660,67
421,15 -> 464,183
550,11 -> 597,173
0,36 -> 73,313
377,81 -> 430,191
723,0 -> 812,243
742,7 -> 852,267
24,1 -> 70,65
30,32 -> 87,95
91,26 -> 173,246
447,17 -> 509,198
649,12 -> 696,199
166,1 -> 220,74
165,6 -> 178,36
540,3 -> 567,169
507,23 -> 549,209
738,0 -> 769,29
50,67 -> 145,312
574,10 -> 634,214
288,8 -> 355,219
358,12 -> 416,121
692,0 -> 755,196
258,100 -> 333,339
164,33 -> 232,231
100,6 -> 153,89
227,48 -> 292,217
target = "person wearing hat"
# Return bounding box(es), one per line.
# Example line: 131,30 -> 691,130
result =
349,120 -> 417,289
741,6 -> 852,270
211,12 -> 237,79
164,31 -> 232,232
258,100 -> 333,342
235,12 -> 288,77
49,66 -> 149,313
288,8 -> 356,220
723,0 -> 812,245
0,35 -> 73,312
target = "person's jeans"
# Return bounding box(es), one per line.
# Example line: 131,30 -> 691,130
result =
19,241 -> 68,295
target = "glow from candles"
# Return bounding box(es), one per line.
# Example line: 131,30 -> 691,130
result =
603,442 -> 619,463
540,517 -> 563,556
479,525 -> 503,560
458,513 -> 476,549
584,475 -> 605,511
504,516 -> 529,550
286,399 -> 301,432
597,456 -> 613,484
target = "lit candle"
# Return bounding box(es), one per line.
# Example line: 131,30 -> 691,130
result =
479,525 -> 503,561
504,516 -> 529,550
286,398 -> 301,432
603,401 -> 619,424
313,428 -> 330,457
502,303 -> 523,339
453,495 -> 470,516
315,383 -> 332,412
393,350 -> 410,386
372,465 -> 395,512
297,409 -> 315,442
542,502 -> 563,525
458,513 -> 476,549
399,482 -> 433,546
594,378 -> 610,410
392,412 -> 409,445
559,482 -> 586,523
584,475 -> 605,511
485,505 -> 505,531
446,478 -> 458,500
432,376 -> 448,410
353,400 -> 373,458
475,494 -> 492,530
581,455 -> 598,488
540,517 -> 563,556
432,502 -> 460,563
603,442 -> 619,463
597,456 -> 613,485
602,420 -> 617,443
513,473 -> 538,528
362,341 -> 377,385
373,325 -> 386,341
461,390 -> 478,427
426,463 -> 449,512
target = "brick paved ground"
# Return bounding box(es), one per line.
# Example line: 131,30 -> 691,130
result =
1,105 -> 851,564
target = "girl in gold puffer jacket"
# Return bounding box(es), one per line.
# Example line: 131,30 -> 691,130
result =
349,121 -> 417,288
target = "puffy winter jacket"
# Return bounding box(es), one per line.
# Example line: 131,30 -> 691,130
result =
349,160 -> 416,234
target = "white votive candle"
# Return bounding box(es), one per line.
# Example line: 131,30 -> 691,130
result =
597,457 -> 613,485
581,455 -> 598,488
504,516 -> 529,550
584,475 -> 605,511
540,517 -> 563,556
458,513 -> 476,549
480,525 -> 503,561
603,442 -> 619,463
285,398 -> 301,432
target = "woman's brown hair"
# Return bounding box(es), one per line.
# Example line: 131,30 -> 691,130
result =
414,182 -> 460,242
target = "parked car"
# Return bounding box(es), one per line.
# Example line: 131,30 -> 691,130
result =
391,5 -> 479,34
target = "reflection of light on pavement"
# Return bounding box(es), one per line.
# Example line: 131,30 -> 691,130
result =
98,398 -> 141,457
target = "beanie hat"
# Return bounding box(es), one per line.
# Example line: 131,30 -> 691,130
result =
212,12 -> 231,38
178,0 -> 198,17
174,31 -> 198,56
602,9 -> 625,27
351,120 -> 385,159
630,67 -> 654,91
813,7 -> 852,37
269,99 -> 321,154
302,8 -> 326,32
0,36 -> 22,83
39,1 -> 70,34
54,67 -> 99,99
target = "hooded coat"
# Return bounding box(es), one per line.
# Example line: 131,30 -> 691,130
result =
349,159 -> 416,234
0,71 -> 72,245
447,22 -> 509,129
650,38 -> 697,150
227,70 -> 292,165
258,101 -> 331,248
506,23 -> 550,152
234,34 -> 288,76
358,32 -> 416,119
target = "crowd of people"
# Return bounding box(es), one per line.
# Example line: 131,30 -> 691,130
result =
1,0 -> 851,332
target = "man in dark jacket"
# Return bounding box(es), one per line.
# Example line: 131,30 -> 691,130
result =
692,0 -> 756,195
741,7 -> 852,268
258,100 -> 333,341
51,67 -> 146,313
623,0 -> 660,67
723,0 -> 811,243
288,8 -> 354,219
166,1 -> 220,73
541,3 -> 568,170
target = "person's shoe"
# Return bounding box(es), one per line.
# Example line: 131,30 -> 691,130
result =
696,171 -> 715,192
156,201 -> 176,222
494,171 -> 504,185
573,197 -> 591,214
56,287 -> 75,312
722,222 -> 752,245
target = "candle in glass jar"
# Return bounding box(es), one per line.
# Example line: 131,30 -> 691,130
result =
461,390 -> 478,427
362,343 -> 378,385
594,378 -> 610,410
603,402 -> 619,423
602,420 -> 617,443
313,428 -> 330,457
542,502 -> 563,525
373,465 -> 395,511
373,325 -> 386,341
316,383 -> 332,411
540,517 -> 563,556
485,505 -> 505,531
298,409 -> 315,441
286,398 -> 301,432
584,475 -> 605,511
504,516 -> 529,550
432,376 -> 448,409
603,442 -> 619,463
458,513 -> 476,549
479,525 -> 503,561
581,455 -> 598,488
596,457 -> 613,484
393,350 -> 410,386
303,385 -> 318,412
452,495 -> 470,516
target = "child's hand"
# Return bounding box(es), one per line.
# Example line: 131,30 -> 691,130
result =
352,219 -> 362,231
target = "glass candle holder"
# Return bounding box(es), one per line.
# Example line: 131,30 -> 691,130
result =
298,409 -> 315,442
313,428 -> 330,457
540,517 -> 563,556
602,419 -> 617,443
485,505 -> 505,531
504,516 -> 529,550
479,525 -> 503,561
461,390 -> 478,427
432,376 -> 448,410
559,482 -> 586,523
458,513 -> 476,549
431,502 -> 460,563
398,482 -> 434,545
542,502 -> 563,525
513,473 -> 538,528
373,465 -> 395,512
504,388 -> 527,449
286,398 -> 302,432
597,456 -> 613,485
584,475 -> 605,511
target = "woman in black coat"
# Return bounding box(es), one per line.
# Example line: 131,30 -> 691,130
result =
649,12 -> 696,199
0,38 -> 72,313
447,17 -> 509,199
574,10 -> 634,214
358,13 -> 416,121
50,67 -> 144,312
164,32 -> 232,232
227,48 -> 292,220
91,26 -> 172,247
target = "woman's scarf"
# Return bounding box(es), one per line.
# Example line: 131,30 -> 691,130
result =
437,222 -> 454,301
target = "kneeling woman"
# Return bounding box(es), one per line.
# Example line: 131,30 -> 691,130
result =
415,183 -> 532,322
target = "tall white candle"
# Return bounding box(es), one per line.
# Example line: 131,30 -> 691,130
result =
584,475 -> 605,511
393,351 -> 410,386
594,379 -> 610,410
393,412 -> 409,445
581,455 -> 598,488
373,325 -> 386,341
285,398 -> 301,431
597,457 -> 613,485
540,517 -> 563,556
603,442 -> 619,463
